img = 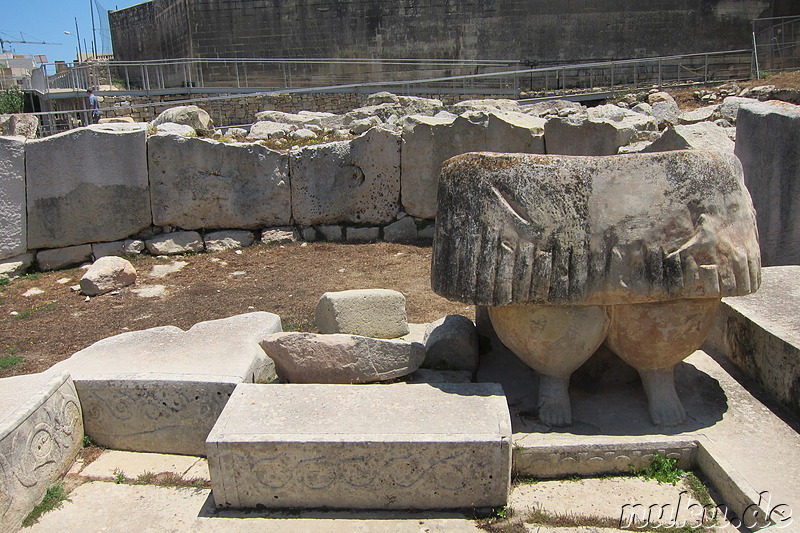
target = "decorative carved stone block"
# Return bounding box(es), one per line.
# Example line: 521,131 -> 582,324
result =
207,383 -> 511,509
0,372 -> 83,532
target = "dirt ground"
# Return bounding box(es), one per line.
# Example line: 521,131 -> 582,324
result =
0,242 -> 471,379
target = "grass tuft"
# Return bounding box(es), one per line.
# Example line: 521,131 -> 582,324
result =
22,482 -> 70,527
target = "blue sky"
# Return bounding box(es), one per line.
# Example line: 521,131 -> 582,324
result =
1,0 -> 144,63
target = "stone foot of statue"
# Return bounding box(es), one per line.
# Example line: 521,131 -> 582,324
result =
538,374 -> 572,427
488,304 -> 610,427
638,367 -> 686,426
606,298 -> 720,426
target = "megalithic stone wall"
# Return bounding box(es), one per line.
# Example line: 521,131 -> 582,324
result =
25,125 -> 151,250
0,136 -> 26,260
735,101 -> 800,266
148,134 -> 291,229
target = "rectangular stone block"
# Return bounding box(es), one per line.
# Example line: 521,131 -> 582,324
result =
0,372 -> 83,532
148,135 -> 291,230
735,101 -> 800,266
0,136 -> 26,260
50,313 -> 282,456
705,266 -> 800,417
207,383 -> 511,510
26,126 -> 151,249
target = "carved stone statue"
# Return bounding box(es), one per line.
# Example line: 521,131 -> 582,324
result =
431,150 -> 760,426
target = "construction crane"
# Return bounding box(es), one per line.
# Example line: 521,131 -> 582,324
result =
0,36 -> 61,55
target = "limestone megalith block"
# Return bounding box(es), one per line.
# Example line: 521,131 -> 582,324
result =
290,127 -> 401,225
49,312 -> 282,455
0,136 -> 26,260
401,111 -> 545,219
259,332 -> 424,383
148,135 -> 291,229
26,127 -> 150,249
315,288 -> 410,338
735,100 -> 800,266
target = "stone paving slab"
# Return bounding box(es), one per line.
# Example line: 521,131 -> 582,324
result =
78,450 -> 209,481
26,482 -> 483,532
207,383 -> 512,510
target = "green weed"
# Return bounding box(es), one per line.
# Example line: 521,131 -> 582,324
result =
630,452 -> 686,485
113,469 -> 125,484
0,86 -> 25,114
135,471 -> 210,489
0,356 -> 21,369
21,482 -> 70,527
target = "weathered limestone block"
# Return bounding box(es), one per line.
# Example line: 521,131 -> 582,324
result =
36,244 -> 93,271
49,312 -> 282,455
260,226 -> 299,245
154,122 -> 196,136
450,99 -> 520,114
734,100 -> 800,266
0,136 -> 26,260
315,289 -> 410,338
422,314 -> 480,373
26,127 -> 150,249
544,116 -> 636,156
149,135 -> 291,230
0,372 -> 83,532
145,231 -> 203,255
384,216 -> 418,242
316,225 -> 343,241
290,127 -> 401,225
204,230 -> 254,252
720,97 -> 758,122
0,113 -> 38,138
151,105 -> 214,135
259,332 -> 424,383
401,111 -> 546,219
80,256 -> 137,296
346,226 -> 380,242
432,151 -> 760,427
0,253 -> 33,280
207,383 -> 511,509
92,241 -> 126,259
679,105 -> 719,125
247,120 -> 291,140
705,266 -> 800,417
642,123 -> 735,155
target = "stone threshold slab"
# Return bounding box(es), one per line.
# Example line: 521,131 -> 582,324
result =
207,383 -> 512,510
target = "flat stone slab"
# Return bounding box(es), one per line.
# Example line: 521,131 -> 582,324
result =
77,450 -> 209,482
0,372 -> 83,531
705,265 -> 800,417
27,481 -> 483,532
207,383 -> 511,510
50,312 -> 282,456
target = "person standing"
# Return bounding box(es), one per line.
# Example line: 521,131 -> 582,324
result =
87,89 -> 100,124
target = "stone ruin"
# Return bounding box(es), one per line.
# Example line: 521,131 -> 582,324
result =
432,150 -> 760,426
2,92 -> 800,530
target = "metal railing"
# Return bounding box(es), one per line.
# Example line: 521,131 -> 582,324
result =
21,49 -> 754,138
753,16 -> 800,74
27,50 -> 753,97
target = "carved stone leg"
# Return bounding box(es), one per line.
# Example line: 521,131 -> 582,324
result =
605,298 -> 721,426
488,304 -> 610,427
